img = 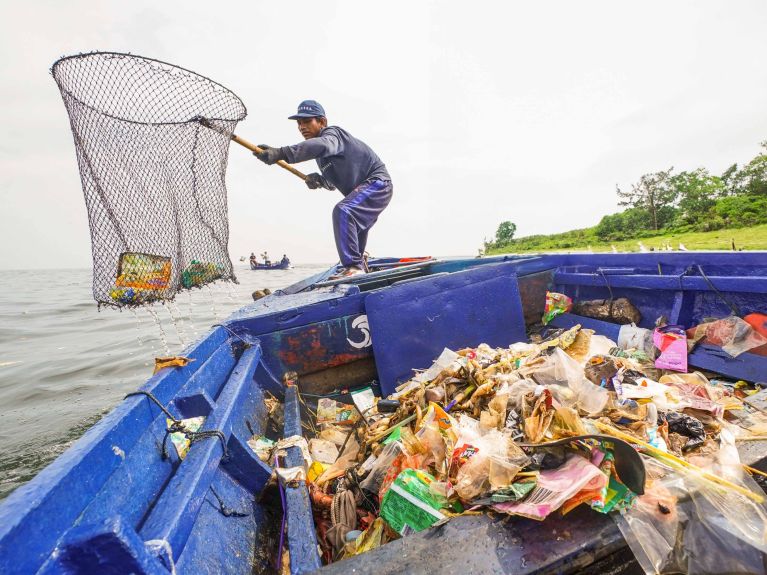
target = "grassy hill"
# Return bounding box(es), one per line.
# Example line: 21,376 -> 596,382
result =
485,224 -> 767,254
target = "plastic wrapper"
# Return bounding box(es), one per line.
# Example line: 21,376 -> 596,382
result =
550,406 -> 587,438
653,325 -> 688,372
309,438 -> 340,464
522,389 -> 556,443
542,291 -> 572,325
687,315 -> 767,358
316,398 -> 360,425
316,434 -> 361,486
493,454 -> 607,520
584,354 -> 619,387
246,435 -> 276,462
380,469 -> 445,535
345,518 -> 389,557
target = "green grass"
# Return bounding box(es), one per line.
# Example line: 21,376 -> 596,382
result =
486,224 -> 767,254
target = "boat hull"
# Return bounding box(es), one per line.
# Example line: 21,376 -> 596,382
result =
2,252 -> 767,574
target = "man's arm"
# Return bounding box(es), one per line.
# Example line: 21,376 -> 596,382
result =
282,129 -> 343,163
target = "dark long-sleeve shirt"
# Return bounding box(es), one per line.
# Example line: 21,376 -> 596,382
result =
281,126 -> 390,196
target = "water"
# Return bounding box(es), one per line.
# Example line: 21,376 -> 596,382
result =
0,264 -> 328,499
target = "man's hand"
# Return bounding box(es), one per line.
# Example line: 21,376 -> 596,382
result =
305,173 -> 335,190
254,144 -> 285,165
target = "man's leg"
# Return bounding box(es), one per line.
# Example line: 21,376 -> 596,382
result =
332,180 -> 393,268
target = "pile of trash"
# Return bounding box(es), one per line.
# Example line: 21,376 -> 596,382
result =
254,293 -> 767,573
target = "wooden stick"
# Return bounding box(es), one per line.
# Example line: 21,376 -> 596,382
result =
593,421 -> 765,504
230,134 -> 307,180
198,119 -> 307,181
743,464 -> 767,479
369,414 -> 417,443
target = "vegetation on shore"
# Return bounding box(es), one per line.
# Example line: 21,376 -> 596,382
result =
485,141 -> 767,254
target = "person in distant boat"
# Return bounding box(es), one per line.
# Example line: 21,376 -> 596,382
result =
254,100 -> 392,280
261,251 -> 271,265
281,254 -> 290,266
249,252 -> 257,266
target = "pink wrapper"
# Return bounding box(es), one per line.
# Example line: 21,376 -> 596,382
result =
653,325 -> 687,372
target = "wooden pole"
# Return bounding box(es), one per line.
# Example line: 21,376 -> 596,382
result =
198,118 -> 307,181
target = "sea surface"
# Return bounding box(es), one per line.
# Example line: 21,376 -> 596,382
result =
0,264 -> 329,499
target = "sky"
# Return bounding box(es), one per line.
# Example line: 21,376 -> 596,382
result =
1,1 -> 766,269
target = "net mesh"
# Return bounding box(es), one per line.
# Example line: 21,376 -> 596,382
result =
51,52 -> 247,307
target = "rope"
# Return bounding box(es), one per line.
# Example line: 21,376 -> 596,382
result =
696,265 -> 741,316
125,390 -> 229,461
208,485 -> 249,517
598,268 -> 615,319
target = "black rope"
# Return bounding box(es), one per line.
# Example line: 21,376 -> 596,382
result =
598,268 -> 615,319
125,390 -> 178,419
125,390 -> 229,461
208,485 -> 249,517
696,265 -> 741,317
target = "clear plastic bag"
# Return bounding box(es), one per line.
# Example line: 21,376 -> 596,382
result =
527,347 -> 609,414
360,441 -> 402,493
616,434 -> 767,574
688,316 -> 767,358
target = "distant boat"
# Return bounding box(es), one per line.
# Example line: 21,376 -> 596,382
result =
250,260 -> 292,270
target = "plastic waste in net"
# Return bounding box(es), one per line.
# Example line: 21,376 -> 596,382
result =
51,52 -> 247,307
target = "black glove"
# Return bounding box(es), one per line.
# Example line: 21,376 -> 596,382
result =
254,144 -> 285,165
305,173 -> 335,190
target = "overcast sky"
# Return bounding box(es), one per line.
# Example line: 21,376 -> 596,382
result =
1,1 -> 766,269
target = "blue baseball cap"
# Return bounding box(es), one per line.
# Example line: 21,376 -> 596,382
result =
288,100 -> 326,120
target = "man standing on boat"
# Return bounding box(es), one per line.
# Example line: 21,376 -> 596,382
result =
254,100 -> 392,280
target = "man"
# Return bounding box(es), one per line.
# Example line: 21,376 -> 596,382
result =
254,100 -> 392,279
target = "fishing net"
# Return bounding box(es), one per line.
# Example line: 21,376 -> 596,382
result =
51,52 -> 247,307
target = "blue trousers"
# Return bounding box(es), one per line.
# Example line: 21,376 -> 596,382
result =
333,179 -> 393,268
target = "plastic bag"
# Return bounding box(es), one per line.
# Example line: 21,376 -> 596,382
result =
360,441 -> 402,493
688,316 -> 767,358
616,435 -> 767,575
662,411 -> 706,452
618,324 -> 656,359
542,291 -> 572,325
537,348 -> 609,414
451,417 -> 528,500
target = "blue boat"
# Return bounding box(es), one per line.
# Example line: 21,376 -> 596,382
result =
250,260 -> 292,270
1,252 -> 766,574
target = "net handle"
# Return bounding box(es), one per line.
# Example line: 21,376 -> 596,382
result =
199,118 -> 307,181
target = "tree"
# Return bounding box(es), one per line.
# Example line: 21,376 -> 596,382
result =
617,168 -> 676,230
495,221 -> 517,244
669,168 -> 725,224
596,207 -> 653,240
728,142 -> 767,197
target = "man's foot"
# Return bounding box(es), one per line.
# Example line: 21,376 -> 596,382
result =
328,266 -> 365,280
